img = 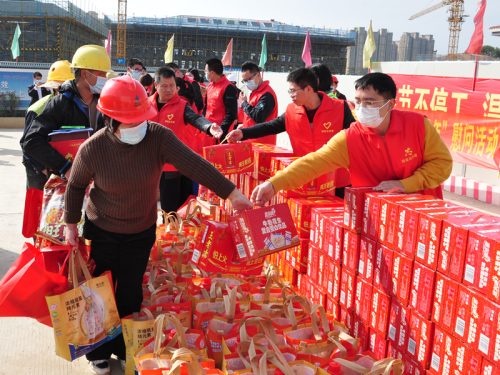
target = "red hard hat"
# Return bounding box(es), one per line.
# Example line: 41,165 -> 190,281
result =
331,75 -> 338,83
97,75 -> 157,123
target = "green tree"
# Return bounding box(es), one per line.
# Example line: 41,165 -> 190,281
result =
0,92 -> 22,117
481,45 -> 500,59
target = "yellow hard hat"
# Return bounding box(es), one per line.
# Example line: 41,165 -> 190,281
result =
47,60 -> 75,82
71,45 -> 114,73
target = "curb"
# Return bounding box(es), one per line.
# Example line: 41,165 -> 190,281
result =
442,174 -> 500,206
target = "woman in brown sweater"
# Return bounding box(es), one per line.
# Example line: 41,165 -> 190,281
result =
63,75 -> 252,375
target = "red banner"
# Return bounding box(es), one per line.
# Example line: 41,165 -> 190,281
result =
389,74 -> 500,170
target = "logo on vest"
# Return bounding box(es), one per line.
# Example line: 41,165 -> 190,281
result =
213,90 -> 220,98
321,121 -> 336,133
165,113 -> 176,124
402,147 -> 418,163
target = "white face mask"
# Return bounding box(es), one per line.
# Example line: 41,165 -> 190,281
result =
118,121 -> 148,145
245,78 -> 259,91
86,71 -> 108,94
130,69 -> 142,81
355,100 -> 391,128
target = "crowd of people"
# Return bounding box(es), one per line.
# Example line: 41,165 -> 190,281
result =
20,44 -> 452,375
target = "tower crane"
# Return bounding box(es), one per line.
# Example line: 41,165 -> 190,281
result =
409,0 -> 468,61
116,0 -> 127,65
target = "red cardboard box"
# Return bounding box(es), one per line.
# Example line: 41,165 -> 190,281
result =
431,273 -> 459,335
354,278 -> 373,325
289,197 -> 343,239
362,192 -> 409,242
464,225 -> 500,296
407,310 -> 434,369
340,268 -> 356,313
295,239 -> 309,270
343,230 -> 361,274
358,236 -> 376,284
403,356 -> 426,375
410,262 -> 436,320
387,342 -> 404,360
317,251 -> 325,289
252,144 -> 293,180
343,187 -> 374,234
370,286 -> 391,338
392,251 -> 414,306
353,318 -> 371,352
307,245 -> 320,283
429,325 -> 455,375
369,330 -> 389,361
328,261 -> 341,302
454,340 -> 483,375
228,203 -> 299,262
491,302 -> 500,367
203,142 -> 253,174
454,284 -> 474,341
326,218 -> 345,265
475,294 -> 496,358
482,360 -> 498,375
321,257 -> 330,292
374,243 -> 394,295
340,307 -> 354,335
326,296 -> 340,321
310,207 -> 344,249
390,299 -> 411,353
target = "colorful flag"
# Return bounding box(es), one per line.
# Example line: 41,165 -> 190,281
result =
465,0 -> 487,55
259,34 -> 268,69
221,38 -> 233,66
105,30 -> 112,57
363,20 -> 376,69
11,24 -> 21,60
302,30 -> 312,67
165,34 -> 174,63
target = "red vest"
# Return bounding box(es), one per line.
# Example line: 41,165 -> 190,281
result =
206,74 -> 232,125
285,93 -> 351,188
240,80 -> 278,145
345,110 -> 443,198
149,92 -> 188,172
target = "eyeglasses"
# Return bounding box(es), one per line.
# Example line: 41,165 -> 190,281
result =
241,72 -> 258,84
205,70 -> 211,75
354,99 -> 388,108
287,88 -> 303,95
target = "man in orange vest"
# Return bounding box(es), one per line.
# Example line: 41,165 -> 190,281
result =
150,67 -> 223,213
166,62 -> 204,113
251,72 -> 453,206
204,58 -> 238,139
227,68 -> 354,198
237,61 -> 278,145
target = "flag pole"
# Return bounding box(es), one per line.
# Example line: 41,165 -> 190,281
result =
472,54 -> 479,92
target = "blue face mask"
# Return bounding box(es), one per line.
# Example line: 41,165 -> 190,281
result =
118,121 -> 148,145
245,78 -> 259,91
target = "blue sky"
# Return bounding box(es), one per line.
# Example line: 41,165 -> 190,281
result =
94,0 -> 500,56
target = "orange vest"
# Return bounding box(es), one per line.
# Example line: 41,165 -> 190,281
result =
285,93 -> 351,188
149,92 -> 188,172
206,75 -> 232,125
240,80 -> 278,145
345,110 -> 443,198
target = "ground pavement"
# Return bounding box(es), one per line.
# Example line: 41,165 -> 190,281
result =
0,128 -> 498,375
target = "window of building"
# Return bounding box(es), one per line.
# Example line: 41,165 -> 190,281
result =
174,49 -> 179,56
181,61 -> 185,69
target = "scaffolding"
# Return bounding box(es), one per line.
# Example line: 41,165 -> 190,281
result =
0,0 -> 109,63
104,15 -> 356,74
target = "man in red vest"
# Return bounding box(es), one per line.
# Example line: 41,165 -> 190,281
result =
237,61 -> 278,145
251,73 -> 453,206
204,58 -> 238,139
150,67 -> 223,213
227,68 -> 354,198
165,62 -> 204,113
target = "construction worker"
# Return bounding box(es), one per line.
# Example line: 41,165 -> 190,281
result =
251,73 -> 452,206
27,71 -> 51,106
227,68 -> 354,198
331,75 -> 347,100
63,75 -> 252,375
204,58 -> 238,140
23,45 -> 113,178
21,61 -> 75,190
149,67 -> 223,213
165,63 -> 204,113
237,61 -> 278,145
126,58 -> 147,81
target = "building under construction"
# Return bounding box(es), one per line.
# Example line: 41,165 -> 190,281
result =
105,16 -> 356,74
0,0 -> 108,63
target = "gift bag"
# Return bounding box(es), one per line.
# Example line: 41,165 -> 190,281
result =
22,188 -> 43,238
333,356 -> 404,375
46,248 -> 121,361
39,175 -> 88,243
0,242 -> 70,326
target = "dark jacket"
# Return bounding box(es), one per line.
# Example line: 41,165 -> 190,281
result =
27,83 -> 51,106
24,80 -> 104,175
